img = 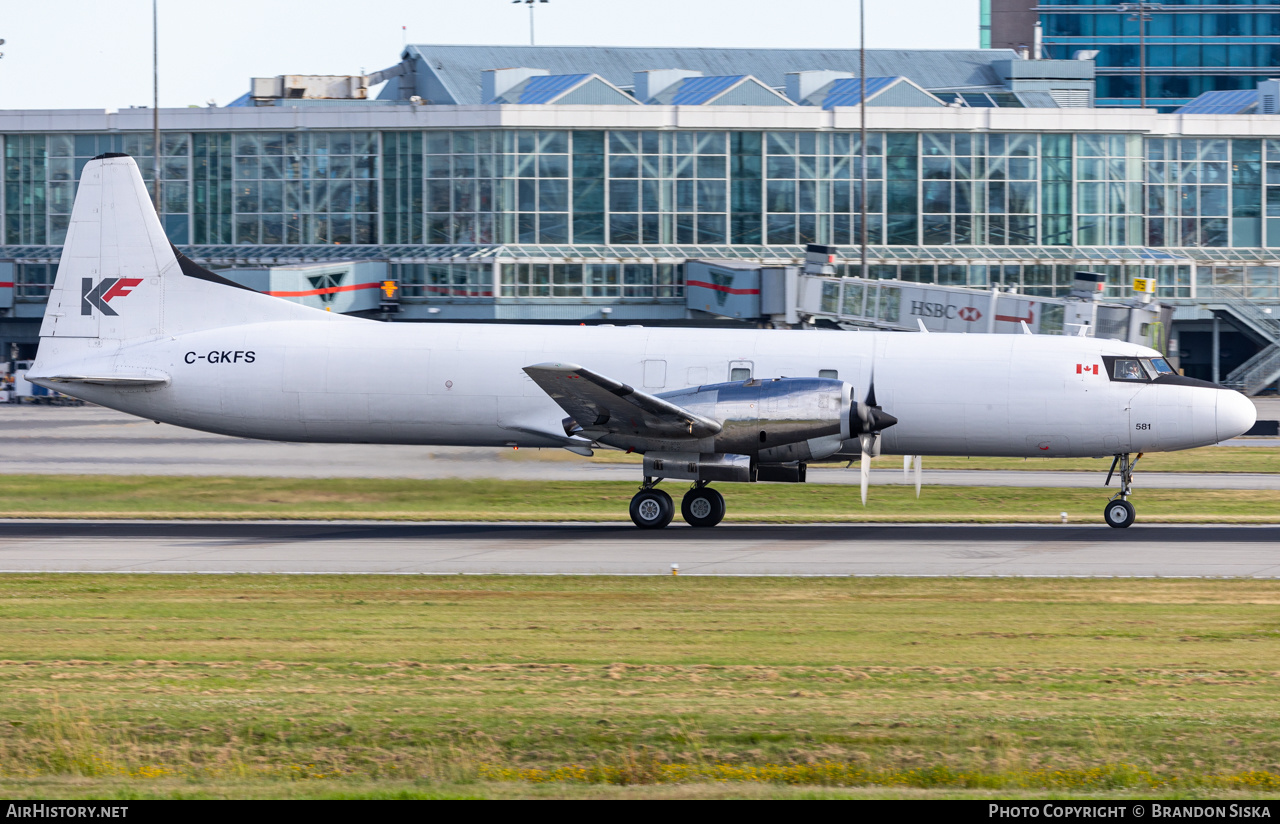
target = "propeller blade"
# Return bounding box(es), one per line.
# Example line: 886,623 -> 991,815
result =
860,449 -> 870,506
903,455 -> 911,481
914,454 -> 922,498
860,432 -> 882,459
859,432 -> 880,507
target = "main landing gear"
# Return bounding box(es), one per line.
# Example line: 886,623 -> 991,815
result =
629,480 -> 726,529
1103,452 -> 1142,529
630,481 -> 674,530
681,483 -> 726,528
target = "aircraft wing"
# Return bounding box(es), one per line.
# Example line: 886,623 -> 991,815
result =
523,362 -> 721,440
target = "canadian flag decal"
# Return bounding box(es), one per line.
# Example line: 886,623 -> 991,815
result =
1076,364 -> 1099,375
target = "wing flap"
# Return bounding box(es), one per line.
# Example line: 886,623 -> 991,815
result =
523,362 -> 721,439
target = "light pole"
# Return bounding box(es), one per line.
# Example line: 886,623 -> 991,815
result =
1119,2 -> 1162,109
512,0 -> 549,46
859,0 -> 867,280
152,0 -> 160,211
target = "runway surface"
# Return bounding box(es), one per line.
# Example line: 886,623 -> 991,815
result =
0,407 -> 1276,488
4,520 -> 1280,577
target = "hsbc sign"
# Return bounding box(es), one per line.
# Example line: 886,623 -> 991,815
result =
81,277 -> 143,316
908,300 -> 983,322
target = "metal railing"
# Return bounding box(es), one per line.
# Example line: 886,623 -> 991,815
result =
1203,286 -> 1280,345
1224,342 -> 1280,396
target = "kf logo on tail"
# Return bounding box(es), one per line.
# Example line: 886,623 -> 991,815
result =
81,277 -> 143,316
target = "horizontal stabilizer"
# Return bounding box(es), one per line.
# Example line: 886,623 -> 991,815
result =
35,373 -> 170,387
523,362 -> 721,440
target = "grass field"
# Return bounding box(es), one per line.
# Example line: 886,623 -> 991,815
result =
4,575 -> 1280,799
507,446 -> 1279,474
0,474 -> 1276,523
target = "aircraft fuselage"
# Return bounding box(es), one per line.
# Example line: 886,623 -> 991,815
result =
35,320 -> 1250,459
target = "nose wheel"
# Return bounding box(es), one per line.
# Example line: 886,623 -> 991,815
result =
1103,499 -> 1136,529
681,484 -> 725,528
1103,452 -> 1142,529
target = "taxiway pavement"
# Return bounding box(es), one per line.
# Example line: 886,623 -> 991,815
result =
3,521 -> 1280,577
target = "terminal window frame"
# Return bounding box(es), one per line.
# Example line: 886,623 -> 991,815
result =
229,130 -> 378,246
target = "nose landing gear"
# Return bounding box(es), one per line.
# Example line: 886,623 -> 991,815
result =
1103,452 -> 1143,529
1104,499 -> 1136,529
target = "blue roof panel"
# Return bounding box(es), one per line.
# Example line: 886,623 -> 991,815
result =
669,75 -> 746,105
821,76 -> 899,108
516,73 -> 590,104
1177,89 -> 1257,115
405,45 -> 1021,105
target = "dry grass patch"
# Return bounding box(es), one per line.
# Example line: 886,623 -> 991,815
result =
4,576 -> 1280,796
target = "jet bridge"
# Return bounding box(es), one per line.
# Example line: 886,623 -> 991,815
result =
686,253 -> 1169,351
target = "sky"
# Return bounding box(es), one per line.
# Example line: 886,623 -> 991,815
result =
0,0 -> 982,111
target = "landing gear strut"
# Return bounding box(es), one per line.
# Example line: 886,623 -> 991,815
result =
630,478 -> 674,530
681,483 -> 725,528
1103,452 -> 1142,529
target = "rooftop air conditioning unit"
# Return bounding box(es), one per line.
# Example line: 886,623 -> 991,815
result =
1049,89 -> 1090,108
250,77 -> 284,99
1259,79 -> 1280,115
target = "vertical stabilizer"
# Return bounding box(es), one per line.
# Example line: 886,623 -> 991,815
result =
38,153 -> 351,344
41,153 -> 172,340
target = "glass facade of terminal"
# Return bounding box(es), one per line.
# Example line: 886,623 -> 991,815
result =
1039,0 -> 1280,109
7,128 -> 1280,302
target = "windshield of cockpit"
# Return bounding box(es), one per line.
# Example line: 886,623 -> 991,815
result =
1109,357 -> 1177,381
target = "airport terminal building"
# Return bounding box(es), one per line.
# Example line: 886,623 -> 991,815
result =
2,44 -> 1279,386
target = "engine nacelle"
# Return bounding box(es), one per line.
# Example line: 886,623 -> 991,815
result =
642,452 -> 753,483
658,376 -> 853,462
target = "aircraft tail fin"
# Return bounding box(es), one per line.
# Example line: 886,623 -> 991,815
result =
39,153 -> 338,342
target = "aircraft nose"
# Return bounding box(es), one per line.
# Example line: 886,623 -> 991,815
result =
1216,390 -> 1257,442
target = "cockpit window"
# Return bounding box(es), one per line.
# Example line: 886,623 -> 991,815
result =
1102,355 -> 1172,383
1112,359 -> 1147,381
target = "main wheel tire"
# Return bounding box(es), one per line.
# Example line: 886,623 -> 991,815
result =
1103,499 -> 1136,529
681,487 -> 726,528
630,489 -> 675,530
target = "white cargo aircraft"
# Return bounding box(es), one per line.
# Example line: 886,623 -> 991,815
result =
29,155 -> 1257,529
